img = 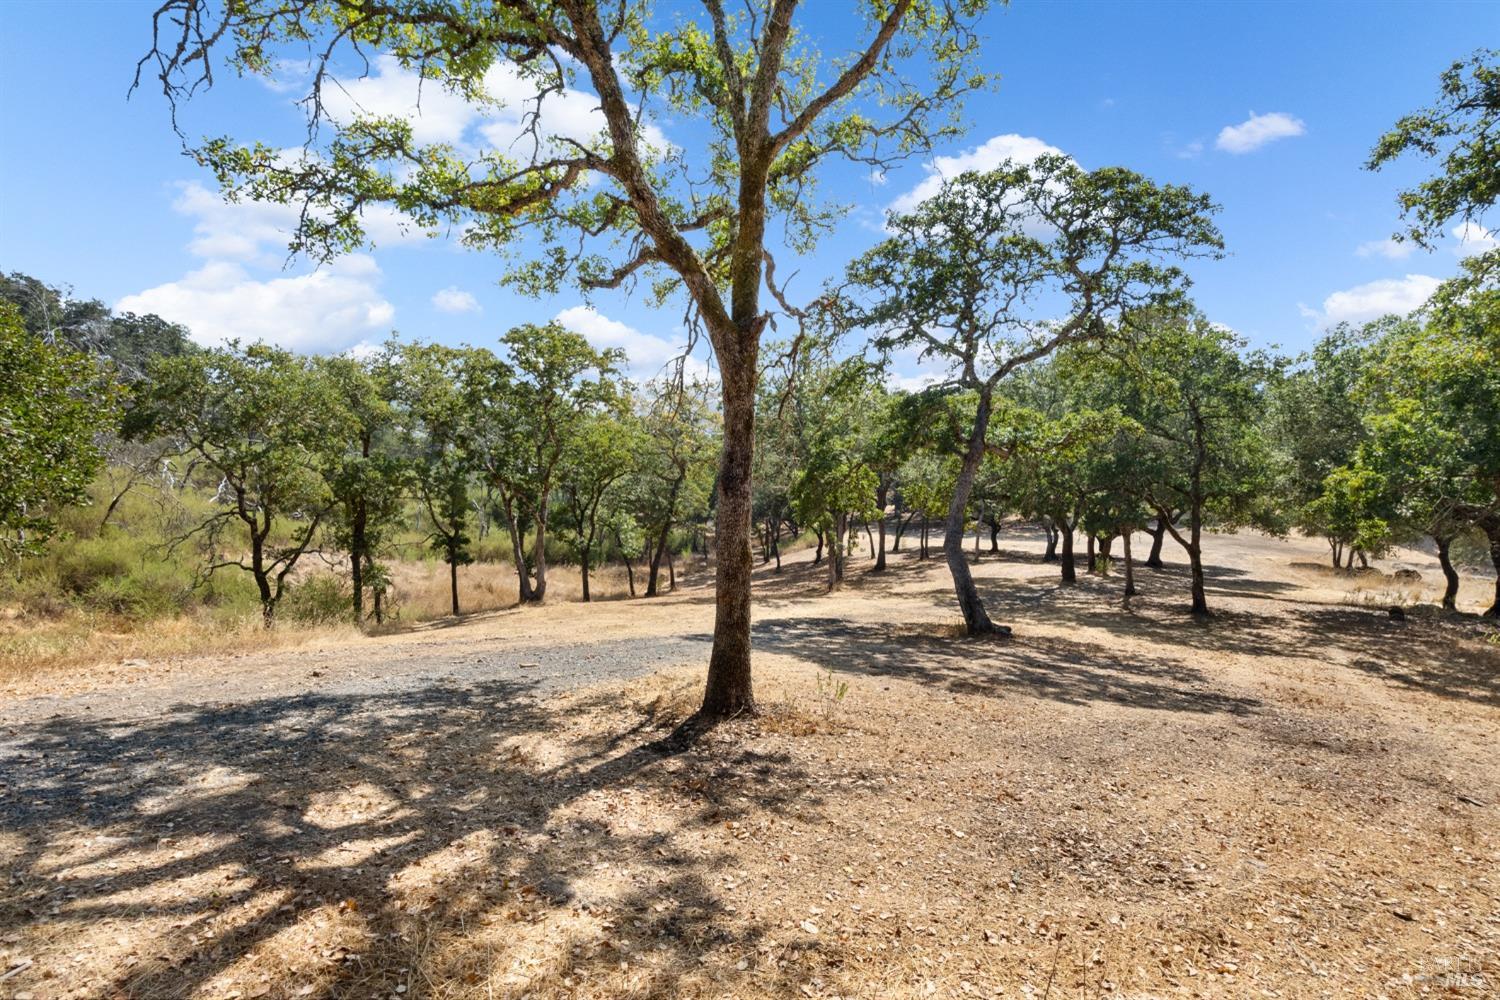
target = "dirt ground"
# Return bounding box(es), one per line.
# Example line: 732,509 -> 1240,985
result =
1,527 -> 1497,999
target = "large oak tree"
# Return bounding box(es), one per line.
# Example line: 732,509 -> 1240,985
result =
840,158 -> 1222,634
140,0 -> 993,717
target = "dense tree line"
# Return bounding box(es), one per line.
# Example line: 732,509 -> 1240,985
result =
2,31 -> 1494,716
2,247 -> 1497,643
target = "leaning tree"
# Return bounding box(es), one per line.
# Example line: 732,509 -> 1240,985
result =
840,157 -> 1222,635
139,0 -> 994,718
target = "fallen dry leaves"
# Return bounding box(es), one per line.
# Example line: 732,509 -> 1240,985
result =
1,531 -> 1498,998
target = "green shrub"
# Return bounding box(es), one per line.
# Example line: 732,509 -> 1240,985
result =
283,574 -> 351,624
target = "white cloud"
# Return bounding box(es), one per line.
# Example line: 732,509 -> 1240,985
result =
1174,139 -> 1205,160
1355,237 -> 1416,260
319,53 -> 669,157
888,134 -> 1064,214
116,256 -> 395,354
885,371 -> 941,393
554,305 -> 691,375
1299,273 -> 1441,327
1215,112 -> 1306,154
432,286 -> 481,313
344,340 -> 385,361
1452,221 -> 1497,257
321,54 -> 487,146
172,179 -> 425,265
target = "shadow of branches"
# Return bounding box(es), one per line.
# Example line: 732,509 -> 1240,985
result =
0,678 -> 812,997
683,618 -> 1260,716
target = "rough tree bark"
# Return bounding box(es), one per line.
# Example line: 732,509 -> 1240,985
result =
615,526 -> 636,597
1122,528 -> 1136,598
1434,533 -> 1459,612
942,393 -> 1007,635
1146,516 -> 1168,568
1059,522 -> 1076,584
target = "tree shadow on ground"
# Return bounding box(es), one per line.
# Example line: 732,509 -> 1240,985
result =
682,618 -> 1260,717
0,677 -> 812,998
841,548 -> 1500,707
1293,606 -> 1500,706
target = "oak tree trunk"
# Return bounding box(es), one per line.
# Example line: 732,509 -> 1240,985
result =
1060,521 -> 1076,583
1187,506 -> 1208,617
700,350 -> 758,717
1435,534 -> 1459,611
943,395 -> 1006,636
1146,518 -> 1167,568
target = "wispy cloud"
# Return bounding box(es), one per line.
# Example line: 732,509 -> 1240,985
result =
1216,111 -> 1305,154
1298,273 -> 1441,327
1355,237 -> 1415,260
431,286 -> 481,313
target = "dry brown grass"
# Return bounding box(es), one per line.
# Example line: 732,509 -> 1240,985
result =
0,558 -> 642,688
382,560 -> 638,622
0,610 -> 361,690
2,531 -> 1498,998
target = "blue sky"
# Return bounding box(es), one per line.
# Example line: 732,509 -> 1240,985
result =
1,1 -> 1495,382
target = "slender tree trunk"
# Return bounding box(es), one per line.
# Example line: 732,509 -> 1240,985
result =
813,528 -> 824,565
920,517 -> 928,560
251,531 -> 275,628
874,480 -> 889,571
700,325 -> 758,718
350,495 -> 367,622
1043,522 -> 1058,562
580,542 -> 592,602
616,527 -> 636,597
504,504 -> 535,602
973,508 -> 981,559
1356,548 -> 1369,570
1147,517 -> 1167,568
350,542 -> 364,620
892,507 -> 913,552
828,514 -> 847,590
1098,534 -> 1114,575
372,576 -> 384,624
1060,520 -> 1076,584
1435,534 -> 1459,612
646,523 -> 670,597
530,515 -> 550,602
865,519 -> 875,559
989,515 -> 1000,553
1485,527 -> 1500,618
449,556 -> 460,616
943,395 -> 1005,636
1086,534 -> 1097,573
668,548 -> 676,591
1122,529 -> 1136,598
772,518 -> 782,571
1187,503 -> 1208,617
99,478 -> 137,532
